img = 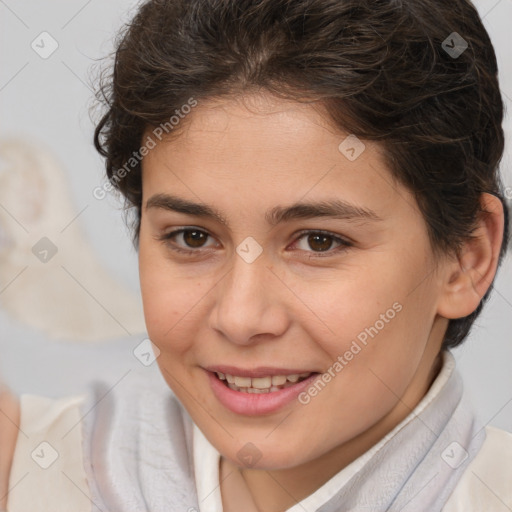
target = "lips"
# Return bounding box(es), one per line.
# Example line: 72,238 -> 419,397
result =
205,366 -> 320,416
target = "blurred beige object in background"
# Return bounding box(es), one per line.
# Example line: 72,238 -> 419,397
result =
0,138 -> 146,342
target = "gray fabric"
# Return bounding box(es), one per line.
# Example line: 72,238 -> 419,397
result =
81,367 -> 200,512
79,353 -> 485,512
316,368 -> 485,511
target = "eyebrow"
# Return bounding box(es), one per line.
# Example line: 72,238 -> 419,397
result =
145,193 -> 383,227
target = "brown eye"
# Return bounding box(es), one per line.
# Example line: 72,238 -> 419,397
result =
158,228 -> 217,253
292,230 -> 352,256
307,233 -> 334,252
182,229 -> 208,248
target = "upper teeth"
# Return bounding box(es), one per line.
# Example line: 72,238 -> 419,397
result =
217,372 -> 311,389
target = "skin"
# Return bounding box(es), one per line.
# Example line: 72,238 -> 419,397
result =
0,91 -> 502,511
0,386 -> 20,510
138,92 -> 504,511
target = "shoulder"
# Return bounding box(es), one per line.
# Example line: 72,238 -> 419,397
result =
443,426 -> 512,511
0,386 -> 20,510
2,370 -> 195,511
6,393 -> 93,511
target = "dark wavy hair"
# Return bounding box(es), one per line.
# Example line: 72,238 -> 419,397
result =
94,0 -> 510,349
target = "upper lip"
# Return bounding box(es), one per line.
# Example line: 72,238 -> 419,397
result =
204,365 -> 318,378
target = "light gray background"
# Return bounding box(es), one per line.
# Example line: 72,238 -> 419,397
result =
0,0 -> 511,430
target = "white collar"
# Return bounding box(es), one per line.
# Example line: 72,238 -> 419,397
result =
193,351 -> 460,512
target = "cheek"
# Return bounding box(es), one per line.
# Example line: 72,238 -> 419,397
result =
298,255 -> 434,383
139,244 -> 189,346
294,264 -> 404,348
139,243 -> 218,360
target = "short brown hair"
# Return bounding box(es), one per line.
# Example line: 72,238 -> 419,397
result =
94,0 -> 510,349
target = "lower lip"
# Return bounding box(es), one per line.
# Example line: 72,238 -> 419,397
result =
207,370 -> 320,416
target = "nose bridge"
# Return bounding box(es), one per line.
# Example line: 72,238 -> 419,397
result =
210,249 -> 287,344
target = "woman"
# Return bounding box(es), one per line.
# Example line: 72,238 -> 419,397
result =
1,0 -> 511,510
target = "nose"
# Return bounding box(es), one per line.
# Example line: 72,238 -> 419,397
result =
209,252 -> 290,346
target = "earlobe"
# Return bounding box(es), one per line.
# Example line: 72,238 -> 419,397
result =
437,193 -> 505,320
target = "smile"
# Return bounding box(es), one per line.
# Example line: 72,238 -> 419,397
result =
207,369 -> 322,415
216,372 -> 313,393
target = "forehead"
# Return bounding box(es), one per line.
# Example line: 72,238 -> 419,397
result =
141,93 -> 418,222
154,93 -> 353,165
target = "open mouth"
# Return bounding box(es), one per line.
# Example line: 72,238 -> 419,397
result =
215,371 -> 318,393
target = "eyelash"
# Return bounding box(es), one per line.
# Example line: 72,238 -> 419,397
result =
157,228 -> 353,258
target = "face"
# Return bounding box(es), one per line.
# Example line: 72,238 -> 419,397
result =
138,92 -> 448,472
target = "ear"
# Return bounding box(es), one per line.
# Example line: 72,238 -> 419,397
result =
436,193 -> 505,319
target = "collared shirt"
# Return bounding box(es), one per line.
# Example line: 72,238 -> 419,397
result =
193,351 -> 512,511
6,351 -> 512,511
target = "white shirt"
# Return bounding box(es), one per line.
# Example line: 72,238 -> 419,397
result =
192,354 -> 512,512
6,351 -> 512,511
